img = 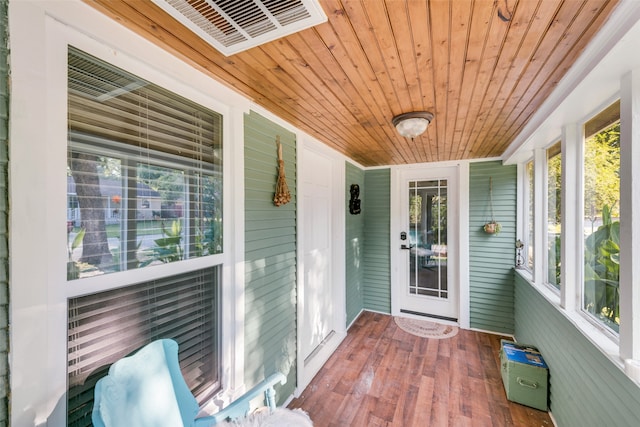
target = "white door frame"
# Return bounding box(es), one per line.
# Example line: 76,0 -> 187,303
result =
296,137 -> 347,395
390,163 -> 470,329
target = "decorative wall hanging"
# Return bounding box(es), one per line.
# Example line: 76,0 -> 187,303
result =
483,177 -> 502,234
515,239 -> 524,268
349,184 -> 361,214
498,0 -> 513,22
273,136 -> 291,207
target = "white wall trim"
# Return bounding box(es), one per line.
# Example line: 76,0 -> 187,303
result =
224,104 -> 248,404
560,123 -> 579,313
619,69 -> 640,366
458,162 -> 470,329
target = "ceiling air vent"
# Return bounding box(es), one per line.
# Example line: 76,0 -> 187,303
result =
152,0 -> 327,56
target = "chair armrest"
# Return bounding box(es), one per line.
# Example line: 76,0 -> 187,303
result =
193,415 -> 217,427
211,372 -> 287,423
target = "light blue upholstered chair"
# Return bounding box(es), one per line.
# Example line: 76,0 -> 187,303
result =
92,339 -> 287,427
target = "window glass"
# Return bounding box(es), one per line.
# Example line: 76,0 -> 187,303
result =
526,161 -> 534,271
67,47 -> 223,280
547,142 -> 561,290
583,101 -> 620,333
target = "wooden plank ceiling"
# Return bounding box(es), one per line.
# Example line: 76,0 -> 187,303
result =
84,0 -> 620,167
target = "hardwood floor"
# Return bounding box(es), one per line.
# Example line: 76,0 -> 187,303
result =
289,311 -> 553,427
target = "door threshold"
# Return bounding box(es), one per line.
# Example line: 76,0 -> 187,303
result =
400,309 -> 457,323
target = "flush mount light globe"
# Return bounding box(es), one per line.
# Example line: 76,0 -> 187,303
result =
392,111 -> 434,139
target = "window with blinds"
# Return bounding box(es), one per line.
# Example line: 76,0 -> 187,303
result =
67,46 -> 223,280
67,266 -> 220,427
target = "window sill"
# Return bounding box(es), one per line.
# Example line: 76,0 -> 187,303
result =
514,269 -> 634,383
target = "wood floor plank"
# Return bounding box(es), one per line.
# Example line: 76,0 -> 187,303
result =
412,375 -> 435,426
391,381 -> 417,427
430,351 -> 450,426
289,311 -> 553,426
421,338 -> 441,378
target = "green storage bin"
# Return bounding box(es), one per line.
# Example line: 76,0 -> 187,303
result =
500,339 -> 549,411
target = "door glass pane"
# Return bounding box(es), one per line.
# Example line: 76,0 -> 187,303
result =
408,179 -> 448,299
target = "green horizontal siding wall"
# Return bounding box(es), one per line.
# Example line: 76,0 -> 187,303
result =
0,2 -> 7,424
244,111 -> 297,402
469,161 -> 516,334
345,162 -> 365,326
515,274 -> 640,426
362,168 -> 391,314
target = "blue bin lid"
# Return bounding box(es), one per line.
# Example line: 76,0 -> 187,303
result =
503,342 -> 548,368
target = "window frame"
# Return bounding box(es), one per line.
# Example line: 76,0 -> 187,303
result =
508,6 -> 640,377
506,1 -> 640,380
65,47 -> 227,419
68,39 -> 240,400
66,45 -> 224,280
580,105 -> 621,336
8,9 -> 249,425
63,42 -> 233,414
515,96 -> 628,373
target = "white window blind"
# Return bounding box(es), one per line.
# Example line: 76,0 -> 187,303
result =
68,48 -> 221,164
67,266 -> 220,427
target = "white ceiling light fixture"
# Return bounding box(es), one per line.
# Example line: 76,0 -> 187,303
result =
152,0 -> 327,56
392,112 -> 434,139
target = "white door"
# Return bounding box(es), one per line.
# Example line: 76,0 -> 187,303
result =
297,143 -> 346,394
396,167 -> 459,322
301,149 -> 333,360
